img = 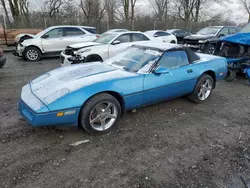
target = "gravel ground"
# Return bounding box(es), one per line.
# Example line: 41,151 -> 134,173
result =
1,53 -> 250,188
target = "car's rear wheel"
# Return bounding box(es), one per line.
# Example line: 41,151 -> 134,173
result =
24,47 -> 42,61
188,74 -> 214,103
85,55 -> 102,63
80,93 -> 121,134
225,70 -> 237,81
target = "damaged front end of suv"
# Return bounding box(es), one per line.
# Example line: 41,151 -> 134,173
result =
213,25 -> 250,82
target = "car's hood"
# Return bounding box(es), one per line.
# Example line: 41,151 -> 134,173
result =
220,33 -> 250,45
68,42 -> 102,49
29,62 -> 136,105
15,33 -> 35,43
184,34 -> 215,40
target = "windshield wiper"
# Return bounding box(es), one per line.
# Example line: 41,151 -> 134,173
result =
123,67 -> 136,72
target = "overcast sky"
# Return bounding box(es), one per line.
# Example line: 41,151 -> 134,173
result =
138,0 -> 247,23
1,0 -> 248,24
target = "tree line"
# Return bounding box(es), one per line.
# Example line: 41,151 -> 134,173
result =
0,0 -> 248,30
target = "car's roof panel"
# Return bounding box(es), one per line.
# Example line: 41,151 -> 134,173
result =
132,41 -> 182,51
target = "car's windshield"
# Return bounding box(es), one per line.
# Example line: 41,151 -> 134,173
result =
83,27 -> 96,34
93,33 -> 118,44
239,23 -> 250,33
197,27 -> 221,35
105,47 -> 162,72
35,27 -> 51,37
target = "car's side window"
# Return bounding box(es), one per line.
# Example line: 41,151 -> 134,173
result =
64,27 -> 85,36
176,30 -> 183,34
218,28 -> 229,36
229,28 -> 237,34
116,34 -> 131,43
156,31 -> 170,36
132,33 -> 150,42
44,28 -> 64,38
157,51 -> 189,69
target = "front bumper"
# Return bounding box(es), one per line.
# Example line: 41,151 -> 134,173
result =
0,56 -> 6,68
19,84 -> 80,127
60,51 -> 85,66
19,100 -> 80,127
13,44 -> 25,57
184,42 -> 206,52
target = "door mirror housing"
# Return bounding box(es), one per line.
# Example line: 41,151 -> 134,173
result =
112,40 -> 121,45
154,66 -> 169,74
42,34 -> 49,39
153,34 -> 159,37
218,34 -> 225,38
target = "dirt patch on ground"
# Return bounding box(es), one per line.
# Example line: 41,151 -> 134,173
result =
1,53 -> 250,188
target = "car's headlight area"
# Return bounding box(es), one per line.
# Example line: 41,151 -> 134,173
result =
43,88 -> 70,105
75,48 -> 91,55
198,40 -> 207,43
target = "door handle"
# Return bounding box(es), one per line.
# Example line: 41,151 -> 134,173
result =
187,69 -> 193,73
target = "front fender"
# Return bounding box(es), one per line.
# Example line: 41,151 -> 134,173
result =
22,39 -> 43,53
46,75 -> 144,112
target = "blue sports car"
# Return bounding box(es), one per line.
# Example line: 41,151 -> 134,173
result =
19,42 -> 227,134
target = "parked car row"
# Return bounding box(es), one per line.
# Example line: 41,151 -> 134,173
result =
13,25 -> 180,62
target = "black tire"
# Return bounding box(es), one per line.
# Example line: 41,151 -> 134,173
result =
225,70 -> 236,82
188,74 -> 214,103
79,93 -> 121,134
204,43 -> 216,55
84,55 -> 103,63
170,40 -> 176,44
24,46 -> 42,61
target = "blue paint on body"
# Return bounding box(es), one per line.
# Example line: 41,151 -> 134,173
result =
19,47 -> 227,127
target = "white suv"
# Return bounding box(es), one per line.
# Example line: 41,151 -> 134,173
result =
15,25 -> 98,61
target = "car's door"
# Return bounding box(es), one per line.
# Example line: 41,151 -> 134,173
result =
228,27 -> 237,35
108,33 -> 132,57
131,33 -> 150,44
143,51 -> 198,104
63,27 -> 88,46
41,28 -> 66,53
217,27 -> 229,37
155,31 -> 172,42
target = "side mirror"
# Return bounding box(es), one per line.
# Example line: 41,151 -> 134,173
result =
154,66 -> 169,74
218,34 -> 225,38
153,34 -> 158,37
112,40 -> 121,45
42,34 -> 49,39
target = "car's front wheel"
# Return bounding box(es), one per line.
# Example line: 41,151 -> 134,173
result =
188,74 -> 214,103
80,93 -> 121,134
24,47 -> 42,61
204,43 -> 216,54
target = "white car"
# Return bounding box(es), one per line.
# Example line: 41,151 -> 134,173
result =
60,31 -> 151,66
144,30 -> 177,44
14,25 -> 98,61
102,29 -> 130,34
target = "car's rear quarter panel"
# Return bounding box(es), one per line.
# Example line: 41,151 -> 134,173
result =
196,53 -> 228,81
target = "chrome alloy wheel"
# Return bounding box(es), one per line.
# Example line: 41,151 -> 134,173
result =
26,49 -> 39,60
89,101 -> 118,131
198,79 -> 212,101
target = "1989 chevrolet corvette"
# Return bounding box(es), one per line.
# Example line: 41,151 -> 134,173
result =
19,42 -> 227,134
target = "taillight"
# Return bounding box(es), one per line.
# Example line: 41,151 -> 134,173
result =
96,34 -> 100,38
0,48 -> 3,56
